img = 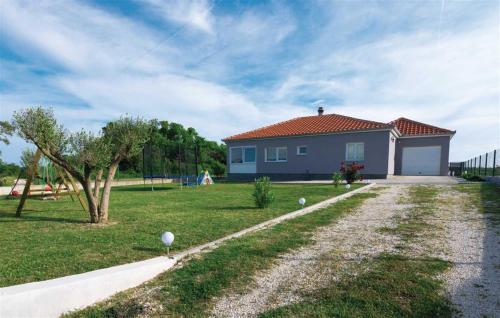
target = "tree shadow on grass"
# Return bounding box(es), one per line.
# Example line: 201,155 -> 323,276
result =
0,211 -> 88,224
114,186 -> 176,192
214,206 -> 258,211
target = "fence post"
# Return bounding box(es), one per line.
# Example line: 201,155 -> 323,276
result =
485,153 -> 488,176
493,150 -> 497,177
479,155 -> 482,176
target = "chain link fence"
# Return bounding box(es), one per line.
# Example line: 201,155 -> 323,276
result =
450,148 -> 498,177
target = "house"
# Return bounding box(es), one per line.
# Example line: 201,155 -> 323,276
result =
222,107 -> 455,180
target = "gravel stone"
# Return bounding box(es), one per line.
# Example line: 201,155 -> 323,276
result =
437,187 -> 500,318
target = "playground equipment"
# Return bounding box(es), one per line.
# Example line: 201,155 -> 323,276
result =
197,170 -> 214,185
142,142 -> 203,190
11,149 -> 87,216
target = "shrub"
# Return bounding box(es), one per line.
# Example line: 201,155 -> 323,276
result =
332,172 -> 342,187
253,177 -> 275,208
340,162 -> 364,184
0,176 -> 16,186
461,172 -> 484,182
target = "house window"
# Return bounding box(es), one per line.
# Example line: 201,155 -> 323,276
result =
265,147 -> 287,162
297,146 -> 307,155
346,143 -> 364,161
231,146 -> 256,164
244,147 -> 256,163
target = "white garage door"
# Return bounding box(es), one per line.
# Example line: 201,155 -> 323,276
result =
402,146 -> 441,176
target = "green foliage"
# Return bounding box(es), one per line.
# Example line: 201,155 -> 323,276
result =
253,176 -> 275,208
461,172 -> 484,182
138,120 -> 226,177
332,172 -> 342,187
69,130 -> 111,171
340,162 -> 364,184
0,176 -> 16,186
103,117 -> 153,161
0,159 -> 21,177
0,120 -> 14,145
13,107 -> 68,156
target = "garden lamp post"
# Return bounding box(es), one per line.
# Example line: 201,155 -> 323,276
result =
161,231 -> 175,257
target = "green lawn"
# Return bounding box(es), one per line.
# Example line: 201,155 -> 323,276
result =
65,191 -> 377,318
0,182 -> 360,287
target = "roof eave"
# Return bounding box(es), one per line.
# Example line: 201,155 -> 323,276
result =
223,127 -> 394,142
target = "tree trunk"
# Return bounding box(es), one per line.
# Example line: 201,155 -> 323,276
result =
93,169 -> 103,201
81,179 -> 99,223
16,149 -> 42,217
98,161 -> 119,223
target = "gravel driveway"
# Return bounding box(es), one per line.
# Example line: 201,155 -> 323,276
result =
211,185 -> 407,317
437,188 -> 500,318
211,184 -> 500,318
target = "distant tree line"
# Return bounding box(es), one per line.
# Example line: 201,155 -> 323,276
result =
122,120 -> 226,178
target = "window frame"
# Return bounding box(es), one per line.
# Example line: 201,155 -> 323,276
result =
296,145 -> 307,156
345,142 -> 365,161
230,146 -> 256,164
265,146 -> 288,162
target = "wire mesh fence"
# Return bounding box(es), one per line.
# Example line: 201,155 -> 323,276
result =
451,148 -> 498,177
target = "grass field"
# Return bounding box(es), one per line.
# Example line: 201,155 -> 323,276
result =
0,182 -> 360,287
65,191 -> 377,318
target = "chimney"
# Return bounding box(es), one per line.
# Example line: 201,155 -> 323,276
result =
317,106 -> 324,116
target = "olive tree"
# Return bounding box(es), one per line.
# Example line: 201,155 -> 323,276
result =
13,107 -> 151,223
0,120 -> 14,145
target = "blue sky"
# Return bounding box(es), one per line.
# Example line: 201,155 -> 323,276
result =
0,0 -> 499,163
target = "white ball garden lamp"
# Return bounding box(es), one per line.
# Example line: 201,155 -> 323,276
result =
299,197 -> 306,207
345,184 -> 351,190
161,231 -> 175,257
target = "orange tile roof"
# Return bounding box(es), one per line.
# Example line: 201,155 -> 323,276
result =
390,117 -> 455,136
223,114 -> 392,141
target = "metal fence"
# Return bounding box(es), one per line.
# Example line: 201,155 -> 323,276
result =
451,148 -> 499,177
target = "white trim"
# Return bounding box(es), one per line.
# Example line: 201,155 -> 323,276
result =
296,145 -> 307,155
229,146 -> 256,164
265,146 -> 288,162
398,134 -> 454,139
345,142 -> 365,161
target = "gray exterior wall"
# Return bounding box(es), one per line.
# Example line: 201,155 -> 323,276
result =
226,130 -> 393,181
394,136 -> 451,176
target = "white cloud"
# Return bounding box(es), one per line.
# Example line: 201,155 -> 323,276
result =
143,0 -> 215,34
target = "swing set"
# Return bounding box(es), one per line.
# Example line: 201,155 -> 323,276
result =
9,149 -> 88,216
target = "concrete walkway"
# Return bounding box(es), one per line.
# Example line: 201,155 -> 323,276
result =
277,176 -> 460,185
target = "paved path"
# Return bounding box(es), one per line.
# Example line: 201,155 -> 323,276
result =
277,176 -> 460,185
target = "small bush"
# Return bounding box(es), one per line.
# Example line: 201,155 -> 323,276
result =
253,177 -> 275,208
461,173 -> 484,182
332,172 -> 342,187
0,176 -> 15,186
340,162 -> 364,184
